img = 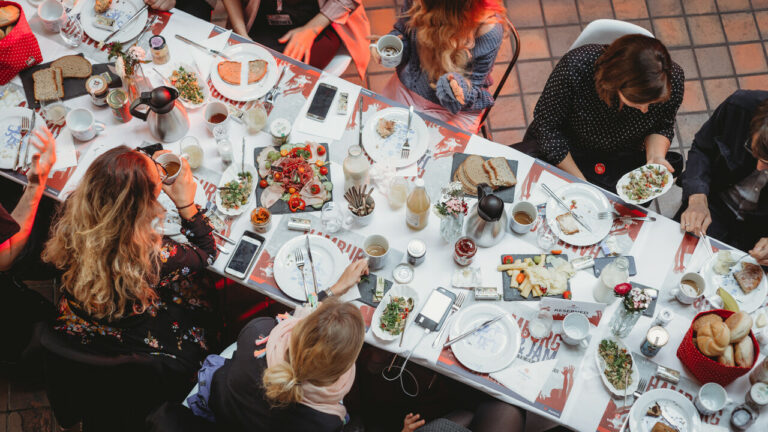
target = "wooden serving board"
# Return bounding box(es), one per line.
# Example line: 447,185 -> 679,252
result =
450,153 -> 519,203
500,254 -> 570,301
252,143 -> 331,215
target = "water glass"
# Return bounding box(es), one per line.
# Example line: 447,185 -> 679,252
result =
321,202 -> 343,233
59,12 -> 83,48
529,309 -> 553,339
536,222 -> 557,251
40,98 -> 67,126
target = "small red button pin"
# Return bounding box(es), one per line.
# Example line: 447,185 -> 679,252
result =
594,163 -> 605,175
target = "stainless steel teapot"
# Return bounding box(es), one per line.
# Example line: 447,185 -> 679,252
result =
464,183 -> 507,247
129,86 -> 189,143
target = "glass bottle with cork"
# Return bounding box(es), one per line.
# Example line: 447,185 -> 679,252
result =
406,178 -> 430,230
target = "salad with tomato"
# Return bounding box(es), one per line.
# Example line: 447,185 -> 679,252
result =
255,142 -> 332,212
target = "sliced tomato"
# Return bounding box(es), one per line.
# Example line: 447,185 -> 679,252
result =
563,291 -> 572,300
550,249 -> 562,255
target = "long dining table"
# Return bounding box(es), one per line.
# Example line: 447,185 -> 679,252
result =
2,3 -> 767,431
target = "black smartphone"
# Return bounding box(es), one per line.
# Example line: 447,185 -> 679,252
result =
306,83 -> 338,121
137,143 -> 164,157
225,231 -> 265,279
415,287 -> 457,332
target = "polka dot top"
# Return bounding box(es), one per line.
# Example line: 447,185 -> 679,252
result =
525,44 -> 684,165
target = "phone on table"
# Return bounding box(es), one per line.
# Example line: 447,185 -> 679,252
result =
305,83 -> 338,122
415,287 -> 457,332
224,231 -> 265,279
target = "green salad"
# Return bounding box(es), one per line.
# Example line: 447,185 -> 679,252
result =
622,165 -> 670,202
379,296 -> 413,335
220,172 -> 253,210
598,339 -> 633,390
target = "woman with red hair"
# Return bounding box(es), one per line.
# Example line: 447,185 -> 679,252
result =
373,0 -> 508,132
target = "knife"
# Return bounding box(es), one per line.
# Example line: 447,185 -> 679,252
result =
305,236 -> 319,296
18,109 -> 36,170
175,35 -> 232,60
443,313 -> 507,348
358,93 -> 364,148
540,183 -> 593,233
103,5 -> 148,44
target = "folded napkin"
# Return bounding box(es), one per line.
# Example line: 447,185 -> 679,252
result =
293,74 -> 362,141
490,358 -> 557,403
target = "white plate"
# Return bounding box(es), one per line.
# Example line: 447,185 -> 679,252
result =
595,337 -> 639,397
545,183 -> 612,247
629,388 -> 701,432
158,62 -> 209,110
215,163 -> 258,216
362,107 -> 429,168
449,303 -> 520,373
0,107 -> 43,170
210,44 -> 279,102
371,284 -> 421,342
701,251 -> 768,313
616,164 -> 673,205
81,0 -> 148,44
273,235 -> 348,302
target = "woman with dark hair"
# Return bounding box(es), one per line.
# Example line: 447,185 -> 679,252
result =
42,146 -> 219,375
678,90 -> 768,261
522,34 -> 685,193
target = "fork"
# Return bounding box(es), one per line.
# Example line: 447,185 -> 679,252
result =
618,377 -> 648,432
401,105 -> 413,159
431,292 -> 466,348
263,65 -> 287,105
14,115 -> 30,169
598,211 -> 657,222
294,249 -> 312,304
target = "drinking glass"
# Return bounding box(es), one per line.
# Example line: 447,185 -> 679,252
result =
40,98 -> 68,126
321,202 -> 343,233
529,309 -> 553,339
59,12 -> 83,48
536,222 -> 557,251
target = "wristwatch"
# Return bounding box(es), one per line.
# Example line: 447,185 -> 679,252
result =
317,288 -> 334,302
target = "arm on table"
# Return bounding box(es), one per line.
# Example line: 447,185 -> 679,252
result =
0,128 -> 56,271
221,0 -> 249,38
317,259 -> 369,301
279,13 -> 332,64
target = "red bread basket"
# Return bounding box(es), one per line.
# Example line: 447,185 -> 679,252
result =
0,1 -> 42,85
677,309 -> 759,386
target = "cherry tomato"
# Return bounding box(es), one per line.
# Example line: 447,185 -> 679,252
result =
288,187 -> 296,194
316,146 -> 326,156
259,179 -> 268,188
310,184 -> 321,195
319,166 -> 328,175
315,160 -> 324,167
274,172 -> 282,181
550,249 -> 562,255
298,167 -> 305,173
280,149 -> 288,157
563,291 -> 572,300
503,256 -> 514,264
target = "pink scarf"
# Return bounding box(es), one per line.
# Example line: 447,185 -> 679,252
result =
265,306 -> 355,421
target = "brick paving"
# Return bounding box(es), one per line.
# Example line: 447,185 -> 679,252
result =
350,0 -> 768,216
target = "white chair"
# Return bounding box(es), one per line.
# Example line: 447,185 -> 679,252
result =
323,44 -> 352,77
569,19 -> 654,51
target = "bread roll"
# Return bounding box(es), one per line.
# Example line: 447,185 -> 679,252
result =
693,313 -> 724,334
734,337 -> 755,368
0,5 -> 19,27
725,312 -> 753,343
696,321 -> 730,357
718,345 -> 735,367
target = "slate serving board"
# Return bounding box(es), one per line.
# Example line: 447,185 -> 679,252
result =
501,254 -> 570,301
20,54 -> 122,109
357,273 -> 394,307
594,256 -> 637,278
450,153 -> 518,203
252,143 -> 331,215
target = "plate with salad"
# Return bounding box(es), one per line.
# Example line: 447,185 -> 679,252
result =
371,284 -> 420,342
215,163 -> 257,216
595,338 -> 639,397
253,142 -> 331,215
617,164 -> 672,205
153,62 -> 209,110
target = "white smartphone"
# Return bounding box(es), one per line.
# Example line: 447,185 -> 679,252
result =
224,234 -> 263,279
415,287 -> 457,332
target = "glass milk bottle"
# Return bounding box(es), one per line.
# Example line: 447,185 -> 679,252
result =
343,145 -> 370,192
594,256 -> 629,303
406,178 -> 430,230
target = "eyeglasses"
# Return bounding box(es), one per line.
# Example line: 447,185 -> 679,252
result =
743,139 -> 768,164
135,146 -> 168,182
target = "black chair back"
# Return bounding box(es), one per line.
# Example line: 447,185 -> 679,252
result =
479,18 -> 521,139
38,324 -> 191,432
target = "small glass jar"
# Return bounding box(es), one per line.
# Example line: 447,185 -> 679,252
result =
730,404 -> 758,431
213,125 -> 233,165
270,118 -> 291,145
454,236 -> 477,266
406,239 -> 426,266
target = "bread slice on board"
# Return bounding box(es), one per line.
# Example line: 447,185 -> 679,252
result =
33,67 -> 64,102
248,59 -> 268,84
51,55 -> 93,79
453,162 -> 477,195
462,155 -> 491,187
484,157 -> 517,188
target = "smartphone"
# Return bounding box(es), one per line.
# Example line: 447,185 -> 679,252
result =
224,231 -> 265,279
415,287 -> 457,332
306,83 -> 338,121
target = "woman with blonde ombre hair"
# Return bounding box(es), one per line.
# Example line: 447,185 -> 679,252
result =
373,0 -> 508,132
43,145 -> 219,376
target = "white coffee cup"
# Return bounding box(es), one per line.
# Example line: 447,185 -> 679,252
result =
694,382 -> 729,415
38,0 -> 66,33
510,200 -> 537,234
205,101 -> 230,133
561,313 -> 590,349
670,272 -> 705,304
363,234 -> 389,271
371,35 -> 404,68
154,152 -> 183,185
66,108 -> 105,141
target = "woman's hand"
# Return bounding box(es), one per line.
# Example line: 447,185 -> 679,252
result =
449,77 -> 468,105
370,44 -> 382,65
750,238 -> 768,266
646,155 -> 675,173
27,126 -> 56,186
401,413 -> 425,432
144,0 -> 175,11
279,26 -> 318,64
680,194 -> 711,235
329,259 -> 369,297
156,153 -> 197,219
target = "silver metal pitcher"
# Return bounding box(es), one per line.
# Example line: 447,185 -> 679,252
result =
129,86 -> 189,143
465,183 -> 508,247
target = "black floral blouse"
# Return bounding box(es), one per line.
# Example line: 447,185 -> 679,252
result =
54,209 -> 220,372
